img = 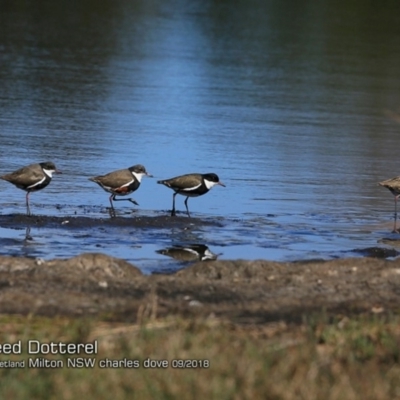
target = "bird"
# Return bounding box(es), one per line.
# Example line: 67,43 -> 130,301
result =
379,176 -> 400,232
157,172 -> 225,217
89,164 -> 152,214
0,161 -> 61,216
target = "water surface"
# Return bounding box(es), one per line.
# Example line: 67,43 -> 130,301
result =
1,1 -> 400,272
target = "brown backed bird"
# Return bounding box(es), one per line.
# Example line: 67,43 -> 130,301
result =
379,176 -> 400,232
157,172 -> 225,217
89,164 -> 152,213
0,161 -> 61,216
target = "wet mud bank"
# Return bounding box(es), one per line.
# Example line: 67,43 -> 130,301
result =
0,214 -> 221,230
0,253 -> 400,324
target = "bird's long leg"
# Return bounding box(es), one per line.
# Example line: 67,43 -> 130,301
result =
112,197 -> 139,206
171,193 -> 177,216
184,197 -> 191,218
26,192 -> 31,216
107,195 -> 116,218
109,194 -> 116,211
394,195 -> 400,233
108,194 -> 138,217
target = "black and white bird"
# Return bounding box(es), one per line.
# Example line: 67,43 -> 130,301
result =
157,172 -> 225,217
0,161 -> 61,216
89,164 -> 152,213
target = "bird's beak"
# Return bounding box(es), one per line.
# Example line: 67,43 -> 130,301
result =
55,170 -> 62,174
146,172 -> 153,178
218,181 -> 226,187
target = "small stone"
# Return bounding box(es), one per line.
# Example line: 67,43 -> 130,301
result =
188,300 -> 202,307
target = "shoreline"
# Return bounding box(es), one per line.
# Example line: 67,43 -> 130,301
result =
0,252 -> 398,323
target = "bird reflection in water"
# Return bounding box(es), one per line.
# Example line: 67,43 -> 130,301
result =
157,244 -> 220,262
25,226 -> 33,241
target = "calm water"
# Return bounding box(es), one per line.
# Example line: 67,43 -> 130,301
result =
1,1 -> 400,272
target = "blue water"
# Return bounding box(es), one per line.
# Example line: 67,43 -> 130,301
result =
0,0 -> 400,272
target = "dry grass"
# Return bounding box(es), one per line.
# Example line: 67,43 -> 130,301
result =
0,313 -> 400,399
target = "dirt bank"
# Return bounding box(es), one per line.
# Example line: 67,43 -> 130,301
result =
0,253 -> 399,324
